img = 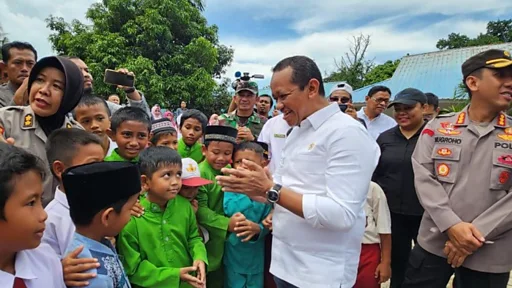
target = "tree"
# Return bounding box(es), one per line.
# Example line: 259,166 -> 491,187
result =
436,19 -> 512,50
363,59 -> 400,86
324,34 -> 374,90
46,0 -> 234,112
0,24 -> 8,59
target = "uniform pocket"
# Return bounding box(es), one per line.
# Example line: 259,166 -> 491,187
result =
490,150 -> 512,191
431,145 -> 461,184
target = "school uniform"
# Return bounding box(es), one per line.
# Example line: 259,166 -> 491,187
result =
67,233 -> 130,288
42,187 -> 75,258
104,148 -> 139,162
107,138 -> 118,158
117,195 -> 208,288
0,106 -> 81,206
177,138 -> 204,163
223,192 -> 272,288
0,243 -> 66,288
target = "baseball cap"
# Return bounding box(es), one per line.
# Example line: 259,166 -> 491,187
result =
329,82 -> 353,96
181,158 -> 212,187
388,88 -> 427,108
236,81 -> 258,95
462,49 -> 512,79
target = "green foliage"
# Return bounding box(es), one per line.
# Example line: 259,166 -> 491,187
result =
436,19 -> 512,50
440,83 -> 469,114
46,0 -> 234,112
0,24 -> 8,60
363,59 -> 400,86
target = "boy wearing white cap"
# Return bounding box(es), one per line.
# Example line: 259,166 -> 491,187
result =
180,158 -> 213,243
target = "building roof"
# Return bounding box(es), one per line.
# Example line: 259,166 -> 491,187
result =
346,42 -> 512,102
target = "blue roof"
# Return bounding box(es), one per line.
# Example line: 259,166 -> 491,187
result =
341,42 -> 512,102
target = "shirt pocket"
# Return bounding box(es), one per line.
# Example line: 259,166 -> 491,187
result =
490,150 -> 512,191
431,145 -> 461,184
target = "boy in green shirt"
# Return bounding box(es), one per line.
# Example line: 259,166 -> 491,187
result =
150,118 -> 178,150
105,107 -> 151,162
196,125 -> 246,288
118,147 -> 208,288
178,109 -> 208,163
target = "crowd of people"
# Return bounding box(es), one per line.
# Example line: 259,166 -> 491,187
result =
0,39 -> 512,288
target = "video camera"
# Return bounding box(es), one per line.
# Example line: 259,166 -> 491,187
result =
231,71 -> 264,90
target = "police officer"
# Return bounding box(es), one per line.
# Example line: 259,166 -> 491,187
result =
0,56 -> 83,206
218,80 -> 266,142
402,49 -> 512,288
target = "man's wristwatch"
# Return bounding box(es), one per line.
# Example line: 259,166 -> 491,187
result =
266,184 -> 282,204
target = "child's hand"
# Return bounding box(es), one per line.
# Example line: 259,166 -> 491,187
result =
375,262 -> 391,284
191,199 -> 199,214
62,245 -> 100,287
179,266 -> 203,288
235,219 -> 261,242
228,212 -> 246,233
130,199 -> 144,217
262,212 -> 273,230
193,260 -> 206,286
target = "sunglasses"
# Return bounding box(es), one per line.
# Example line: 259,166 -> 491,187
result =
329,97 -> 351,103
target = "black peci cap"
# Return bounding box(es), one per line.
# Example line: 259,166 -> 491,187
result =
462,49 -> 512,79
204,125 -> 238,145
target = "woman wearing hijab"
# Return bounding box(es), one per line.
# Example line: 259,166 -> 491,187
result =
0,56 -> 84,206
163,110 -> 177,129
151,104 -> 162,121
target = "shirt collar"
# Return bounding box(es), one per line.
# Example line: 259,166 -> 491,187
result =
6,82 -> 17,94
358,107 -> 383,121
54,187 -> 69,209
140,195 -> 167,214
74,233 -> 114,254
453,105 -> 509,128
303,103 -> 340,130
13,250 -> 38,281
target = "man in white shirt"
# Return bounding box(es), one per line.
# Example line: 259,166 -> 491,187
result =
357,86 -> 396,140
216,56 -> 380,288
257,113 -> 291,175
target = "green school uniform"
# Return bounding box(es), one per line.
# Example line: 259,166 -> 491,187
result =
177,138 -> 204,163
196,161 -> 229,288
104,148 -> 139,162
117,195 -> 208,288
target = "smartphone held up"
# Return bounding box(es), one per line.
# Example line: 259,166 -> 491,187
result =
104,69 -> 135,88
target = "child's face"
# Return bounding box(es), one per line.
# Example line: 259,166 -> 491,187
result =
103,193 -> 139,237
180,118 -> 203,146
143,164 -> 182,205
112,120 -> 149,160
233,150 -> 264,170
54,143 -> 105,181
74,104 -> 111,141
179,185 -> 199,200
0,170 -> 47,252
202,141 -> 234,171
155,133 -> 178,150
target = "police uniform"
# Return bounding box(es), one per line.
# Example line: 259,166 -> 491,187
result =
0,106 -> 81,206
0,81 -> 17,108
403,49 -> 512,288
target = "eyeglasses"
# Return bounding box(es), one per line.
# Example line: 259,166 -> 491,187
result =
371,97 -> 390,104
329,97 -> 351,103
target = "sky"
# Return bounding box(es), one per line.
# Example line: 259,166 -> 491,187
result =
1,0 -> 512,88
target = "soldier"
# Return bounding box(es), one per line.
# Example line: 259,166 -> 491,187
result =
218,80 -> 266,142
402,49 -> 512,288
0,56 -> 83,206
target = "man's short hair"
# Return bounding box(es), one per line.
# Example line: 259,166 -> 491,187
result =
110,107 -> 151,133
368,85 -> 392,98
0,143 -> 45,220
425,93 -> 440,109
272,56 -> 325,96
1,41 -> 38,63
45,128 -> 103,178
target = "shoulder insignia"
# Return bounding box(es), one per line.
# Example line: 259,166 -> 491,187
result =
23,114 -> 33,128
66,123 -> 72,129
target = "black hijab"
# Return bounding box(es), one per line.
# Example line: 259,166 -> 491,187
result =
28,56 -> 84,136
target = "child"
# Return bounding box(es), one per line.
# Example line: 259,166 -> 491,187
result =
354,181 -> 392,288
73,95 -> 117,157
150,118 -> 178,150
105,106 -> 151,162
63,161 -> 141,288
223,141 -> 272,288
0,55 -> 84,206
178,109 -> 208,163
42,128 -> 105,258
117,147 -> 208,288
180,157 -> 213,243
196,125 -> 246,288
0,143 -> 66,288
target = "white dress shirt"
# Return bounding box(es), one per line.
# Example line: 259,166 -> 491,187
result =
271,103 -> 380,288
357,107 -> 396,140
257,113 -> 291,175
0,243 -> 66,288
42,187 -> 75,258
363,182 -> 392,244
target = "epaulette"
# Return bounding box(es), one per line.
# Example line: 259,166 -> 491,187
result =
436,112 -> 455,118
2,106 -> 26,111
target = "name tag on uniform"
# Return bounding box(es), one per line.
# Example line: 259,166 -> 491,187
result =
274,133 -> 286,138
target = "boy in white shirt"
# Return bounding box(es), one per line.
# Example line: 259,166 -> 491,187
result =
354,181 -> 392,288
